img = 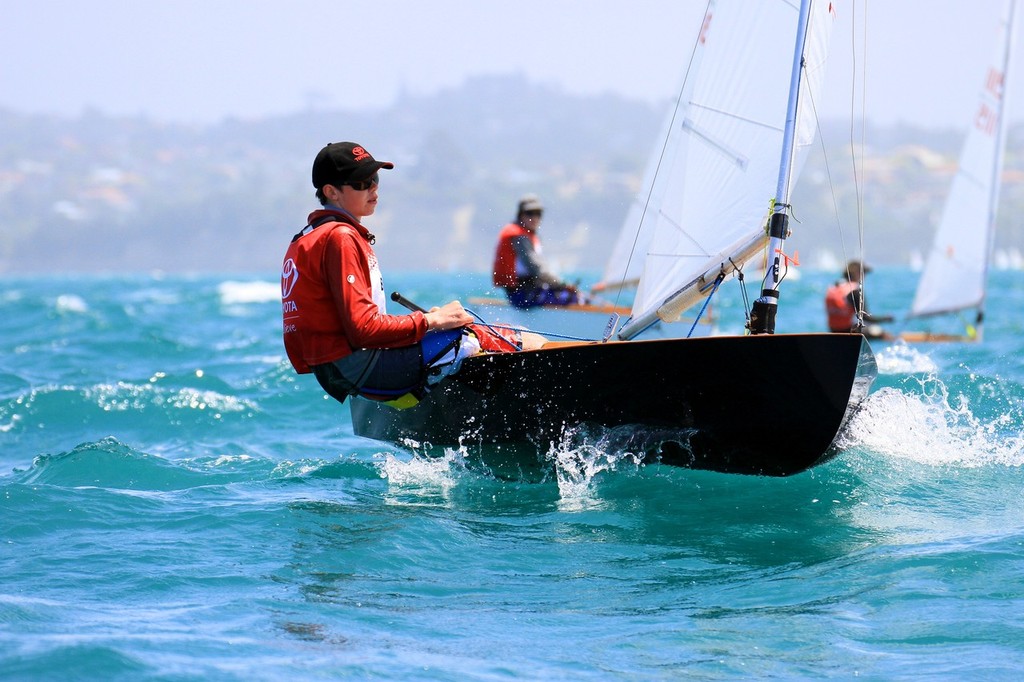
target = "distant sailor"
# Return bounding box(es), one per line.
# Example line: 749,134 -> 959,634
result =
825,260 -> 893,340
281,141 -> 544,409
492,194 -> 585,309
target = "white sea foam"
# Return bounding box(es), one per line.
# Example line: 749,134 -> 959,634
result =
165,387 -> 252,414
54,294 -> 88,314
210,454 -> 254,466
841,383 -> 1024,468
83,382 -> 254,415
0,414 -> 21,433
874,342 -> 939,375
218,280 -> 280,305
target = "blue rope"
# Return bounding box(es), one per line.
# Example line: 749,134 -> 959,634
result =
465,281 -> 723,344
464,308 -> 597,343
686,273 -> 725,338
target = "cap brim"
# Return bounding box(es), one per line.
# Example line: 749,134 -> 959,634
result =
351,161 -> 394,181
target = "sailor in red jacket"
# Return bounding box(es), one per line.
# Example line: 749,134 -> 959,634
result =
825,260 -> 892,339
282,142 -> 542,408
492,194 -> 584,309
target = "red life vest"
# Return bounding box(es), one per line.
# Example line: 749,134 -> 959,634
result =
825,281 -> 859,332
492,222 -> 539,288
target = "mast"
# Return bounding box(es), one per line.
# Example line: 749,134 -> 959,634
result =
748,0 -> 816,335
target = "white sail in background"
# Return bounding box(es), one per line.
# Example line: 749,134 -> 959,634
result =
617,0 -> 836,339
909,0 -> 1016,324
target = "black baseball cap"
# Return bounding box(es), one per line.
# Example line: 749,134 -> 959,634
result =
312,142 -> 394,189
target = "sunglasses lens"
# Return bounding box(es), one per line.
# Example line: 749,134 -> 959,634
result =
349,173 -> 379,191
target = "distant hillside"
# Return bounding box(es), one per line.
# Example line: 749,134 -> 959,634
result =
1,73 -> 1020,277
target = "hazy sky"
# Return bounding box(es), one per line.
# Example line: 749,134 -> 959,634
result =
1,1 -> 1014,130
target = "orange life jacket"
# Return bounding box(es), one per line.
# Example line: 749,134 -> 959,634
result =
492,222 -> 539,288
825,281 -> 859,332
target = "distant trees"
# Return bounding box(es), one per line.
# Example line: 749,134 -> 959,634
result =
2,76 -> 1016,276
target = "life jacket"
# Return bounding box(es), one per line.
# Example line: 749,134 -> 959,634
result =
825,281 -> 859,332
492,222 -> 539,288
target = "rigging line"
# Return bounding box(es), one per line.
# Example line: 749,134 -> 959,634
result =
687,271 -> 725,338
611,0 -> 714,308
805,79 -> 847,269
759,202 -> 776,292
855,0 -> 869,312
757,199 -> 795,292
826,1 -> 858,296
729,254 -> 753,329
463,308 -> 596,343
825,0 -> 867,316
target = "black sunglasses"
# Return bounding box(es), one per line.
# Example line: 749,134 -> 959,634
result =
345,173 -> 379,191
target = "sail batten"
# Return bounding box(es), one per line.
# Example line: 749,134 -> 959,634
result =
680,119 -> 750,169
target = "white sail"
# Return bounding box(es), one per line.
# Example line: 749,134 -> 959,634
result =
617,0 -> 837,339
598,8 -> 712,292
909,0 -> 1016,324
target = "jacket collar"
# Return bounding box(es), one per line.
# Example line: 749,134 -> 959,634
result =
306,208 -> 374,242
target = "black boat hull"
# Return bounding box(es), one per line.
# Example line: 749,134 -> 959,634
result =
350,333 -> 877,476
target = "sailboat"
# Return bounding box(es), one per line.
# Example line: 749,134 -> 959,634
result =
900,0 -> 1017,343
351,0 -> 878,477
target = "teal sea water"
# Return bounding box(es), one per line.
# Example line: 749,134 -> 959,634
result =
3,269 -> 1024,680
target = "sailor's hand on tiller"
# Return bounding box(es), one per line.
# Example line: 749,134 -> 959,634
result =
424,301 -> 473,331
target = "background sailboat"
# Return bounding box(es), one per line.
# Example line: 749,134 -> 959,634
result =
900,0 -> 1017,343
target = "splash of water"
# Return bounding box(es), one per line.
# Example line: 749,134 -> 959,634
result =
375,446 -> 467,493
840,374 -> 1024,467
544,425 -> 652,508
